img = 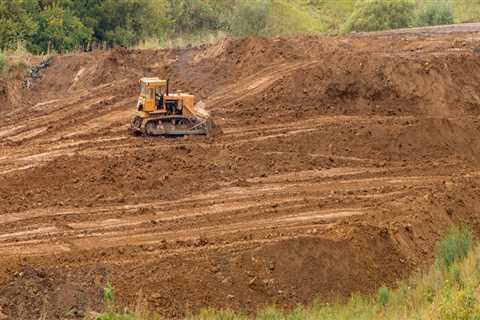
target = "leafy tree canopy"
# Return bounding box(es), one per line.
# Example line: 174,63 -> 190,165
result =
343,0 -> 416,33
0,0 -> 478,54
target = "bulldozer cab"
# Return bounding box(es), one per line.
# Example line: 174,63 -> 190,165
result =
138,77 -> 167,113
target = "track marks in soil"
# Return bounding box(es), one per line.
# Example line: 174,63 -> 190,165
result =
1,31 -> 480,319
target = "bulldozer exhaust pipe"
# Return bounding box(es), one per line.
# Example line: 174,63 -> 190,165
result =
166,79 -> 170,95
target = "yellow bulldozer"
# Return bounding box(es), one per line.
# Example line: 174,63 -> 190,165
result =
131,77 -> 214,136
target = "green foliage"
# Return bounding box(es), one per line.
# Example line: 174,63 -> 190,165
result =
306,0 -> 355,34
227,0 -> 271,36
416,0 -> 454,27
0,0 -> 38,51
4,0 -> 480,53
29,4 -> 92,53
451,0 -> 480,23
265,0 -> 326,36
377,285 -> 390,308
97,0 -> 169,47
168,0 -> 228,34
342,0 -> 416,33
436,226 -> 473,270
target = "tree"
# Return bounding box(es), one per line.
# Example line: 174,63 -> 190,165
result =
0,0 -> 38,50
29,4 -> 92,53
342,0 -> 416,33
97,0 -> 169,47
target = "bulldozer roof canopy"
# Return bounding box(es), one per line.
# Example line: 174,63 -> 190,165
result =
140,77 -> 167,87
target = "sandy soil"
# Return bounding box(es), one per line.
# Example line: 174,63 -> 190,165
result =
1,25 -> 480,319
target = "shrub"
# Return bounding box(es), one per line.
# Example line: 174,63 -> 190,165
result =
377,285 -> 390,308
227,0 -> 271,36
342,0 -> 416,33
416,0 -> 454,27
168,0 -> 226,34
436,226 -> 473,270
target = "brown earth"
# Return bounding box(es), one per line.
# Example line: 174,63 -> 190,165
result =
1,26 -> 480,319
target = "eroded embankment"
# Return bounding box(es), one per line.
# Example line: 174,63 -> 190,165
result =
0,30 -> 480,319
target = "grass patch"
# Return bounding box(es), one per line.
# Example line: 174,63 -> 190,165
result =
436,225 -> 473,270
377,286 -> 390,308
88,227 -> 480,320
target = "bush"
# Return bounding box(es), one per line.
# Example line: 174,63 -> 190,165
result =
168,0 -> 227,34
342,0 -> 416,33
416,0 -> 454,27
436,226 -> 473,270
227,0 -> 271,36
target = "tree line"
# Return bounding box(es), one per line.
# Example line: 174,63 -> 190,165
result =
0,0 -> 474,55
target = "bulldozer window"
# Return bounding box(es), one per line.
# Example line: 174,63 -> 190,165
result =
147,88 -> 155,100
140,83 -> 146,96
155,89 -> 163,108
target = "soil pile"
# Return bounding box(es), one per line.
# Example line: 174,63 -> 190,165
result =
0,27 -> 480,319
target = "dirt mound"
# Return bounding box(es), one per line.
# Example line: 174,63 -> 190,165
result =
0,265 -> 106,320
1,30 -> 480,319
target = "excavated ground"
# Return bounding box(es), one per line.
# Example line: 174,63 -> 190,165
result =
1,26 -> 480,319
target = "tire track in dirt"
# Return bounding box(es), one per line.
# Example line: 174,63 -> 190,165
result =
0,167 -> 461,258
1,31 -> 480,319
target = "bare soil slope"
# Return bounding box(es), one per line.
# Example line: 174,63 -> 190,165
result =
1,28 -> 480,319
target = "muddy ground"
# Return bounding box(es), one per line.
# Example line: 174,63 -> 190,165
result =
0,26 -> 480,319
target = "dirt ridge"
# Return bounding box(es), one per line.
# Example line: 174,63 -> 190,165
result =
0,31 -> 480,319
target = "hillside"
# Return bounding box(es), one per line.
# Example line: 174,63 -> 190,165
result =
0,24 -> 480,319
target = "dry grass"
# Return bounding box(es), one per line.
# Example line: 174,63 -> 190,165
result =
0,41 -> 36,79
135,32 -> 227,50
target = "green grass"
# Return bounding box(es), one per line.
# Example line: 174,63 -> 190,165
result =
436,226 -> 473,269
88,227 -> 480,320
450,0 -> 480,23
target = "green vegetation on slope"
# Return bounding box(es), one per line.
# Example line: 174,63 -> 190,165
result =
342,0 -> 417,33
2,0 -> 480,54
89,226 -> 480,320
